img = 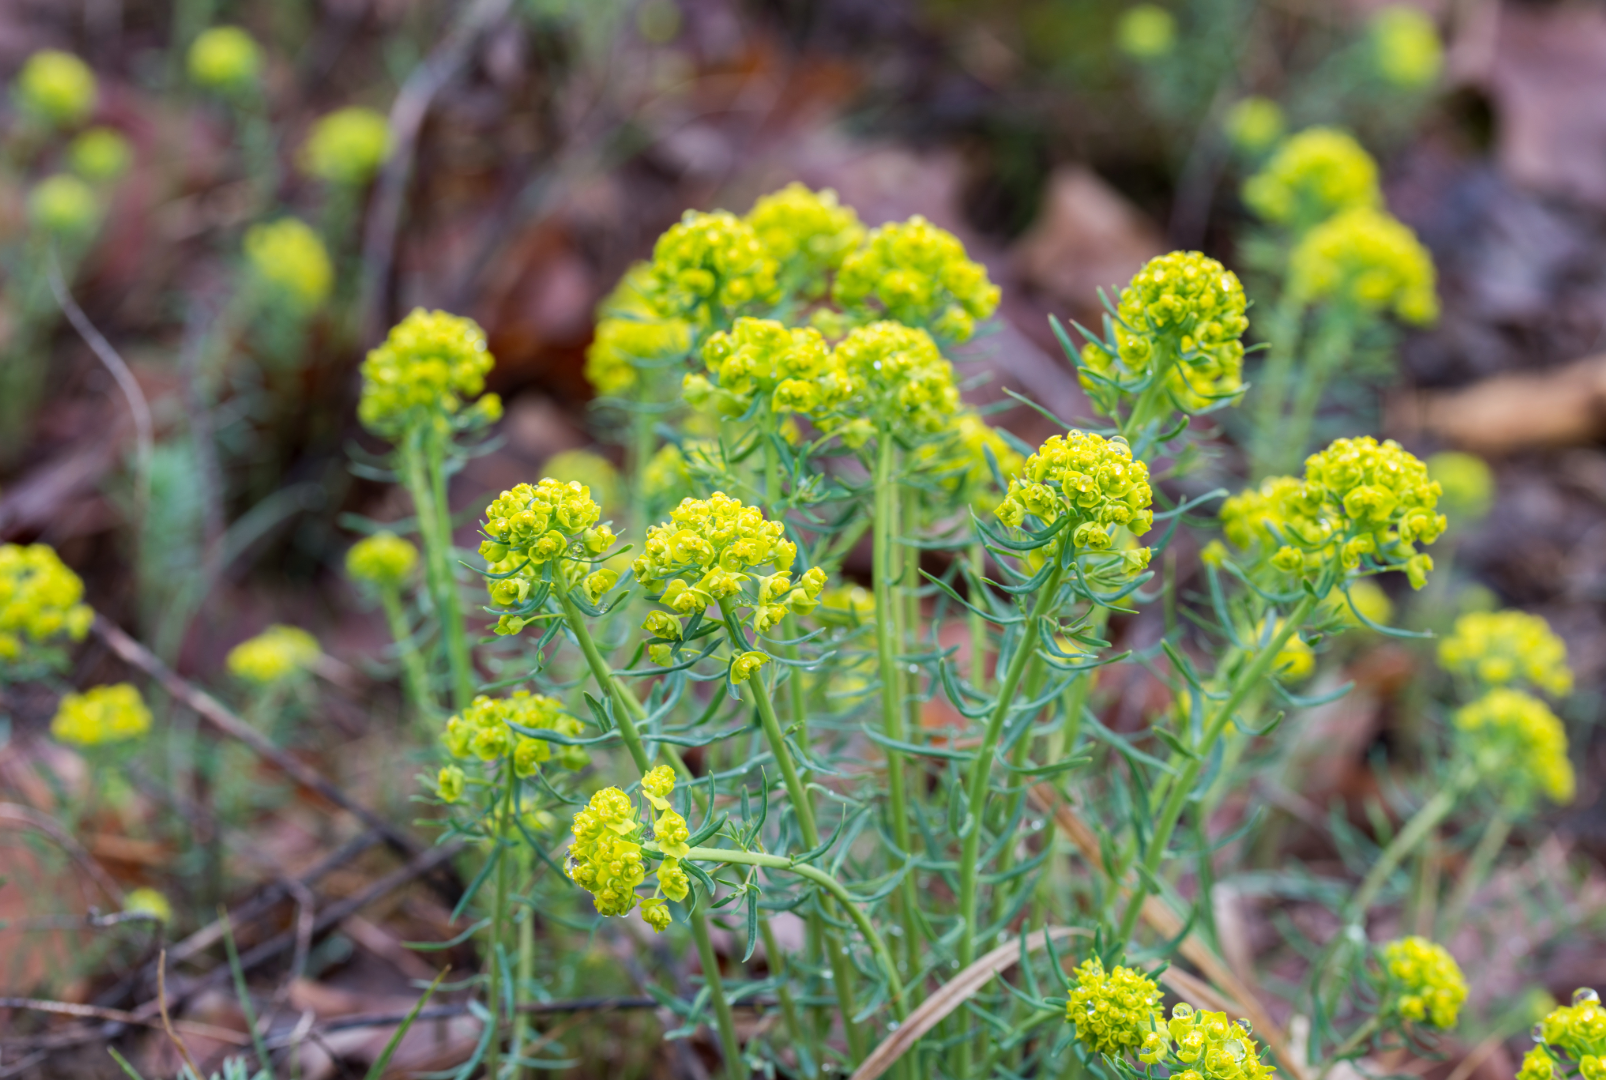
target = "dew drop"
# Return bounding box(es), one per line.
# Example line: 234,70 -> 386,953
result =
1532,1024 -> 1546,1043
1173,1003 -> 1194,1020
888,1021 -> 900,1031
1574,988 -> 1600,1006
1224,1040 -> 1246,1061
1236,1018 -> 1252,1035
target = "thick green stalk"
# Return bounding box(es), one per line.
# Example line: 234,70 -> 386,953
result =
487,761 -> 517,1080
759,915 -> 817,1080
723,598 -> 865,1060
1115,593 -> 1318,941
402,429 -> 473,709
378,586 -> 434,723
956,561 -> 1067,973
968,543 -> 989,690
553,577 -> 743,1077
871,434 -> 922,976
1277,315 -> 1354,477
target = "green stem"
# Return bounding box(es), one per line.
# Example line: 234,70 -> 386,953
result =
514,853 -> 535,1080
1438,808 -> 1511,938
487,761 -> 517,1080
1116,593 -> 1318,942
661,844 -> 907,1021
403,429 -> 473,709
1249,291 -> 1306,481
953,557 -> 1069,1078
552,579 -> 744,1076
872,433 -> 922,978
1317,1014 -> 1381,1080
968,543 -> 989,690
378,586 -> 434,723
1279,315 -> 1354,476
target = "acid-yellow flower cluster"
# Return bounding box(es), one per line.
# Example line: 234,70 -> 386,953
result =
1454,688 -> 1575,808
1289,207 -> 1438,325
1379,936 -> 1466,1029
359,309 -> 500,439
1138,1003 -> 1277,1080
1065,957 -> 1164,1056
481,478 -> 616,634
301,106 -> 390,185
0,544 -> 93,662
444,691 -> 587,775
833,215 -> 999,342
994,431 -> 1155,558
345,532 -> 419,590
226,625 -> 320,686
1243,128 -> 1380,229
15,51 -> 97,128
51,683 -> 152,747
245,219 -> 332,311
1438,610 -> 1573,698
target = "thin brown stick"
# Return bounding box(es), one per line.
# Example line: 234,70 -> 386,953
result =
92,616 -> 425,862
0,996 -> 249,1046
0,802 -> 124,908
158,950 -> 207,1078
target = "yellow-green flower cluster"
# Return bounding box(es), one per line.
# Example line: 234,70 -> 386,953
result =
690,317 -> 849,419
568,772 -> 690,928
0,544 -> 94,662
1439,610 -> 1572,697
1528,990 -> 1606,1080
359,309 -> 500,439
644,210 -> 781,327
443,691 -> 587,775
1225,97 -> 1285,155
635,493 -> 824,643
1066,957 -> 1164,1056
1427,451 -> 1494,522
15,51 -> 97,128
1137,1003 -> 1277,1080
833,216 -> 999,342
301,106 -> 390,185
481,478 -> 615,635
1379,936 -> 1466,1029
745,183 -> 863,296
69,128 -> 132,183
29,175 -> 99,237
1080,251 -> 1249,415
51,683 -> 152,747
227,625 -> 320,686
1222,438 -> 1445,590
245,219 -> 332,312
124,887 -> 173,923
567,787 -> 646,917
995,431 -> 1155,558
346,532 -> 419,590
1371,6 -> 1443,89
1289,207 -> 1438,325
583,263 -> 693,397
188,27 -> 261,93
823,322 -> 961,445
1116,5 -> 1177,60
1454,688 -> 1574,808
1243,128 -> 1380,229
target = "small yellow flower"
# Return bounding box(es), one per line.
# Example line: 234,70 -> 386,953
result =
1370,6 -> 1442,89
51,683 -> 152,747
1243,127 -> 1380,229
1225,97 -> 1285,155
1079,251 -> 1249,416
642,764 -> 677,810
731,651 -> 769,684
994,430 -> 1155,556
443,691 -> 588,774
1066,956 -> 1164,1056
227,625 -> 320,686
583,263 -> 692,397
833,215 -> 999,342
359,309 -> 498,439
1519,1045 -> 1559,1080
643,210 -> 781,328
1439,610 -> 1572,698
1289,206 -> 1438,325
69,127 -> 132,182
124,887 -> 173,924
301,106 -> 390,185
659,857 -> 690,902
345,532 -> 419,590
244,219 -> 332,312
189,27 -> 261,92
745,183 -> 863,295
640,896 -> 672,933
28,175 -> 99,237
822,321 -> 961,442
438,765 -> 466,803
1145,1004 -> 1277,1080
698,317 -> 850,420
1116,5 -> 1176,59
1455,688 -> 1574,808
567,787 -> 646,916
0,543 -> 94,662
15,51 -> 97,128
1534,990 -> 1606,1065
1380,936 -> 1466,1030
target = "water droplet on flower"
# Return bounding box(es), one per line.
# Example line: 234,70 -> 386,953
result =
888,1021 -> 899,1031
1173,1003 -> 1194,1019
1224,1040 -> 1245,1061
1532,1024 -> 1546,1043
951,960 -> 961,970
1236,1018 -> 1252,1035
1030,819 -> 1045,831
1575,988 -> 1600,1006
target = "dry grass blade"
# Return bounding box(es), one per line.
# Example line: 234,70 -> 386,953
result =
0,997 -> 250,1045
849,926 -> 1086,1080
158,949 -> 206,1079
